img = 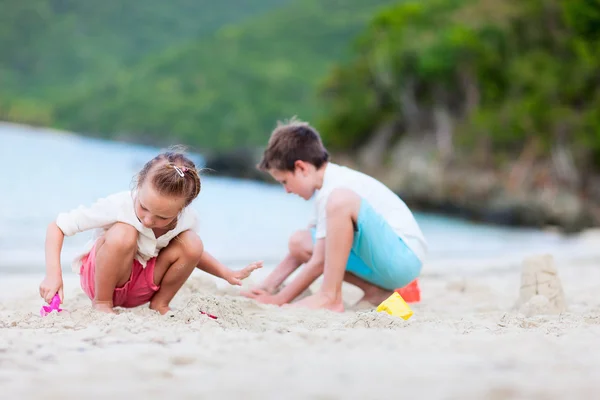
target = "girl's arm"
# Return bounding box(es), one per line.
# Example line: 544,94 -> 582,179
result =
39,221 -> 66,303
40,192 -> 123,303
196,250 -> 262,286
45,221 -> 64,274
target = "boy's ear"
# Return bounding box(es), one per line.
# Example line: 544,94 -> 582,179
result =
294,160 -> 314,175
294,160 -> 309,175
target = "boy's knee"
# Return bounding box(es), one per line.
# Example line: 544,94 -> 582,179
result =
179,231 -> 205,262
104,223 -> 138,252
288,230 -> 312,261
326,188 -> 360,215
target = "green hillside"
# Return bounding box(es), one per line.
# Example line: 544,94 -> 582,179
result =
45,0 -> 397,149
0,0 -> 295,97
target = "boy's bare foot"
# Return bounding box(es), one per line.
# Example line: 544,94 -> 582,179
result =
290,293 -> 344,312
149,302 -> 172,315
93,302 -> 117,314
360,287 -> 394,307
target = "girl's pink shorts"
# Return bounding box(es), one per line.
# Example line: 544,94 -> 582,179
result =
80,242 -> 160,308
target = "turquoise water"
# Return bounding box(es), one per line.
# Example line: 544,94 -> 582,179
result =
0,123 -> 587,274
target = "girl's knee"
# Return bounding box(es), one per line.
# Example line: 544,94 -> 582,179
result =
103,223 -> 138,252
178,231 -> 204,262
288,230 -> 312,261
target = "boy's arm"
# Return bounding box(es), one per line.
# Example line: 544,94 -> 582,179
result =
196,250 -> 262,286
272,238 -> 325,305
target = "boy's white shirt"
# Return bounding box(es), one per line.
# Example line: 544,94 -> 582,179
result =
56,191 -> 199,274
308,163 -> 428,262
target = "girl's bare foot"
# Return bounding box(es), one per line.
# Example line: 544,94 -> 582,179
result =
149,302 -> 172,315
290,293 -> 344,312
93,302 -> 117,314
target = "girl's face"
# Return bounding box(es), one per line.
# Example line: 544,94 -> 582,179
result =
134,181 -> 187,229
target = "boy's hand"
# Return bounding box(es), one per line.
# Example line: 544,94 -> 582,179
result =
39,274 -> 64,304
241,287 -> 273,298
242,288 -> 286,305
225,261 -> 263,286
250,292 -> 285,306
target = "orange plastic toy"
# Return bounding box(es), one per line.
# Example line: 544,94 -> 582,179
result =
395,279 -> 420,303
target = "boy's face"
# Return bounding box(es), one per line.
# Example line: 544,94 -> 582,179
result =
269,161 -> 317,200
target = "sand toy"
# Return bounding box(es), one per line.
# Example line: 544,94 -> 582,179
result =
40,293 -> 63,317
376,292 -> 413,320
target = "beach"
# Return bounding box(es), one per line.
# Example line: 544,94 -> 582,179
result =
2,251 -> 600,400
3,1 -> 600,396
2,124 -> 600,399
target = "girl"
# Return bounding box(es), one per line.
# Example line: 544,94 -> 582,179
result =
39,148 -> 262,314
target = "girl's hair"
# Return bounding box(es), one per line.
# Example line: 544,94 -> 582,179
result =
135,146 -> 201,207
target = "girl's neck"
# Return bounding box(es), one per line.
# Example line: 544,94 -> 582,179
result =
152,217 -> 178,238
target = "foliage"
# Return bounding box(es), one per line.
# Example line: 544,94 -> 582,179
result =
0,0 -> 396,150
318,0 -> 600,168
0,0 -> 295,96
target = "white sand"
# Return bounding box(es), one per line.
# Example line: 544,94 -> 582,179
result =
1,254 -> 600,400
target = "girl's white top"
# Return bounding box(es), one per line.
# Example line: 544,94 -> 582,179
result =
56,191 -> 199,274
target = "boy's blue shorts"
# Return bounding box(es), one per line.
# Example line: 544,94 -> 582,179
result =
310,199 -> 422,291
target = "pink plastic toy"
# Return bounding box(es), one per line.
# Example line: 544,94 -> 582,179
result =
200,311 -> 218,320
40,293 -> 63,317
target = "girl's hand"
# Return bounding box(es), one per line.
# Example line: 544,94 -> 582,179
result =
225,261 -> 263,286
39,274 -> 64,304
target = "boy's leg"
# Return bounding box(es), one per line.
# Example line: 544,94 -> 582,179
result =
344,198 -> 422,305
293,190 -> 422,311
343,271 -> 393,306
242,229 -> 313,297
149,231 -> 204,314
292,188 -> 360,311
93,223 -> 139,314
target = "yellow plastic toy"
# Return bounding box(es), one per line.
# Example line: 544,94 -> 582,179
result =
376,292 -> 413,320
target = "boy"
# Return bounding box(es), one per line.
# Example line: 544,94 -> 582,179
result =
242,118 -> 427,311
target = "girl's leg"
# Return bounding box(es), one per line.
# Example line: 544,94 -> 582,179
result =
93,223 -> 139,314
149,230 -> 204,314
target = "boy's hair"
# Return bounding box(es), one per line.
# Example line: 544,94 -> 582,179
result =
135,145 -> 201,207
257,117 -> 329,172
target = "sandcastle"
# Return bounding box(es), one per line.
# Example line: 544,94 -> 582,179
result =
515,254 -> 567,316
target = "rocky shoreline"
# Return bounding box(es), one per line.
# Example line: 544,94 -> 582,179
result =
392,168 -> 597,234
4,121 -> 596,233
205,145 -> 600,234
